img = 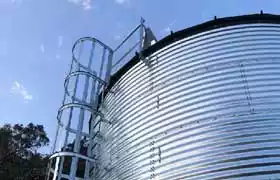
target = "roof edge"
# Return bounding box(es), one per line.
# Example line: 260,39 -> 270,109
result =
105,13 -> 280,96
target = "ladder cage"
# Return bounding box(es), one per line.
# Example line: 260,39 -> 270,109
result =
46,18 -> 157,180
47,37 -> 113,180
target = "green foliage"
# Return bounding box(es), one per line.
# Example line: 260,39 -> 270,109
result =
0,123 -> 50,180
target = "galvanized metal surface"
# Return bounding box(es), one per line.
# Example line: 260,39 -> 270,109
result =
98,24 -> 280,180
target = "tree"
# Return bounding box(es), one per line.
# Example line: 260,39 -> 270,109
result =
0,123 -> 50,180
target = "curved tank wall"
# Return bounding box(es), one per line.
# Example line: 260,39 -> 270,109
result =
97,23 -> 280,180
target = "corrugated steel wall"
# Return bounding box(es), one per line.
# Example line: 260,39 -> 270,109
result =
98,24 -> 280,180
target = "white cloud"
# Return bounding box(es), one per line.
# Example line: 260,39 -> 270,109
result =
12,0 -> 23,4
163,27 -> 171,33
57,36 -> 63,48
68,0 -> 92,10
11,81 -> 33,101
82,0 -> 92,10
115,0 -> 130,4
162,21 -> 177,35
114,35 -> 121,41
40,44 -> 45,53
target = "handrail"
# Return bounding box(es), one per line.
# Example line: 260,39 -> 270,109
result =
114,24 -> 143,52
112,41 -> 140,69
49,152 -> 97,162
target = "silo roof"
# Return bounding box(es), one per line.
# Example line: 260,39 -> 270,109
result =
106,13 -> 280,94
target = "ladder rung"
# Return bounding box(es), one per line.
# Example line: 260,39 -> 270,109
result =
91,143 -> 98,151
92,119 -> 101,130
92,131 -> 101,140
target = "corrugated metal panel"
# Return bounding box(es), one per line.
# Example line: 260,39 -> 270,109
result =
98,24 -> 280,180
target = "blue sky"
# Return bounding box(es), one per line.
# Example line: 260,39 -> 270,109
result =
1,0 -> 280,153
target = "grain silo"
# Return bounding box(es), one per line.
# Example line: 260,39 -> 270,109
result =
48,13 -> 280,180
